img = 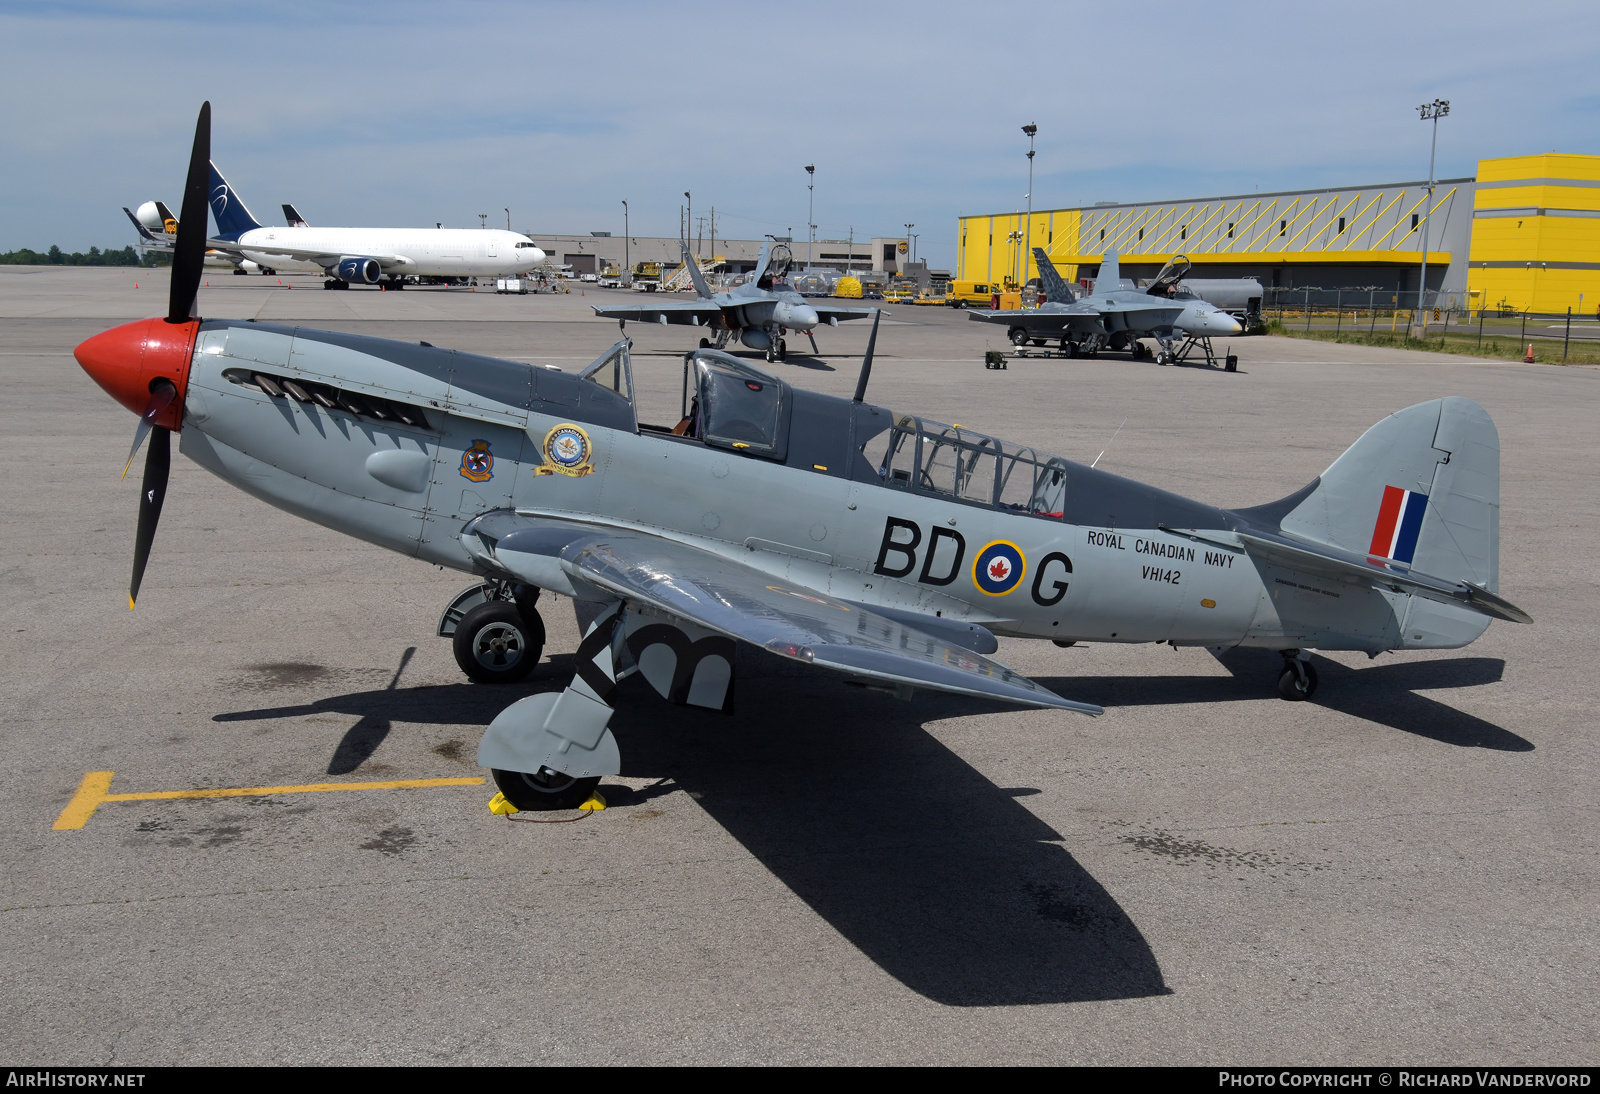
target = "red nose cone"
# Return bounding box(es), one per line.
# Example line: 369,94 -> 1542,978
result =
74,317 -> 197,431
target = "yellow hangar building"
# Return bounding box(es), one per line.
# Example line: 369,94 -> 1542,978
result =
956,153 -> 1600,316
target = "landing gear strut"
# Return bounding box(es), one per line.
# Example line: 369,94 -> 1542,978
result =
1276,650 -> 1318,701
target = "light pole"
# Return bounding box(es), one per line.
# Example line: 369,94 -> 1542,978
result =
621,200 -> 630,286
905,223 -> 913,273
1022,123 -> 1037,301
805,164 -> 815,270
478,214 -> 487,229
504,208 -> 510,231
1416,99 -> 1449,335
684,192 -> 691,255
911,233 -> 918,263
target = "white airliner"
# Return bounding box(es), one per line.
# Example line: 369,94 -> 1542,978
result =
206,163 -> 547,289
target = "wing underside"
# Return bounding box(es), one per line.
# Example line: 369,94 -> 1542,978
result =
485,520 -> 1101,714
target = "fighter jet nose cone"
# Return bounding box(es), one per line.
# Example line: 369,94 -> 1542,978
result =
75,316 -> 197,429
1230,318 -> 1244,334
795,305 -> 819,327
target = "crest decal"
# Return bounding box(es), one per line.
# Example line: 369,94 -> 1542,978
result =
459,439 -> 494,482
537,423 -> 595,478
972,540 -> 1027,597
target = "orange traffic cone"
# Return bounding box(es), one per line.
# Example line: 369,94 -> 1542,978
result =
1525,343 -> 1535,363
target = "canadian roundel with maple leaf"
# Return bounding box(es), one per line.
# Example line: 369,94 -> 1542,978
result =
972,540 -> 1026,597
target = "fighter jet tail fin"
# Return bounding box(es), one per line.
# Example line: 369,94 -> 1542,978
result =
207,161 -> 263,240
1032,248 -> 1075,304
681,241 -> 714,299
1096,251 -> 1121,291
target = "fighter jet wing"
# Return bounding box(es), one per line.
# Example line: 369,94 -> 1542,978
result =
488,520 -> 1101,713
966,308 -> 1102,334
810,305 -> 881,323
589,300 -> 725,326
203,238 -> 409,269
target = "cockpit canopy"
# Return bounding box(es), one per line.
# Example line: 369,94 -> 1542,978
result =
860,414 -> 1069,519
758,243 -> 794,290
682,350 -> 790,459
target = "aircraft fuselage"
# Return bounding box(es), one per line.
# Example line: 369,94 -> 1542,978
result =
175,321 -> 1484,656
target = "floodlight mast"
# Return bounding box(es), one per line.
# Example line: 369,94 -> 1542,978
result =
1417,99 -> 1449,335
621,200 -> 630,286
805,165 -> 816,270
1022,123 -> 1037,304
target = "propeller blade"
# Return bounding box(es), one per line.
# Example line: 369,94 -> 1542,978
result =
121,380 -> 178,480
129,426 -> 171,609
852,308 -> 882,403
167,102 -> 211,325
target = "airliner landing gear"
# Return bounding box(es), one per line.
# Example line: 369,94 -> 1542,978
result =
323,279 -> 349,291
1276,650 -> 1318,701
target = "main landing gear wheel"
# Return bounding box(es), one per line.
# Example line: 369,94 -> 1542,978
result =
492,767 -> 601,811
1277,660 -> 1319,701
453,601 -> 544,683
1009,327 -> 1029,347
776,337 -> 788,361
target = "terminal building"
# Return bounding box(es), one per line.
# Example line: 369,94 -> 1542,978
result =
955,153 -> 1600,314
525,232 -> 913,278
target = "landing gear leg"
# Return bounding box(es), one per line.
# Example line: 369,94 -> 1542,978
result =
713,329 -> 730,349
776,336 -> 787,361
1276,650 -> 1318,701
478,602 -> 624,808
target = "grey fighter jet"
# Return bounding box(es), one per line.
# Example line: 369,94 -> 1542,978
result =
76,104 -> 1531,813
968,249 -> 1240,363
591,241 -> 879,362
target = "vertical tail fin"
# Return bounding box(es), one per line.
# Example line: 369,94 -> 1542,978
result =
1032,248 -> 1075,304
1267,397 -> 1500,591
1096,251 -> 1123,291
282,203 -> 309,227
207,162 -> 263,240
681,241 -> 713,299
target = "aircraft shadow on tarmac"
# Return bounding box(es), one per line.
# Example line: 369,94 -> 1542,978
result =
209,644 -> 1522,1005
214,648 -> 1171,1008
1040,648 -> 1529,752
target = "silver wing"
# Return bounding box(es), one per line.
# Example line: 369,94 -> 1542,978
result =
589,300 -> 725,326
811,305 -> 881,324
483,519 -> 1102,714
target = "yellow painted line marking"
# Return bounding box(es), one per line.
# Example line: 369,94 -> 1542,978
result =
52,771 -> 485,830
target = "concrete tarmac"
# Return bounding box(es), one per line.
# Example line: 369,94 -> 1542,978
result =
1,267 -> 1595,1065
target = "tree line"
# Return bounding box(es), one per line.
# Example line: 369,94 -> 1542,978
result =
0,245 -> 165,267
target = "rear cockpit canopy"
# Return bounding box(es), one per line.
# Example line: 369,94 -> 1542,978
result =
683,349 -> 790,459
859,414 -> 1068,519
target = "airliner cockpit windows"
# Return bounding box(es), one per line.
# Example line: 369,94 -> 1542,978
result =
514,241 -> 540,249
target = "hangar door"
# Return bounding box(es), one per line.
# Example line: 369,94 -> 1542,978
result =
564,253 -> 597,274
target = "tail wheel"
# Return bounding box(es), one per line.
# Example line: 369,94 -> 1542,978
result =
1277,662 -> 1319,701
492,767 -> 600,811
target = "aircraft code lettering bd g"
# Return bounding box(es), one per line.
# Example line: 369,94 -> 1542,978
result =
75,103 -> 1533,812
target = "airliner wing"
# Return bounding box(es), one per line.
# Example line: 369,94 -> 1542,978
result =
206,238 -> 409,269
590,300 -> 724,326
481,518 -> 1101,713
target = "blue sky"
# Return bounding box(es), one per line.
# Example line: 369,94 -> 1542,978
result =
3,0 -> 1598,269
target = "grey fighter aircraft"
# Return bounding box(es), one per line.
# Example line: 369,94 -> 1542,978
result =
969,249 -> 1241,363
77,105 -> 1531,813
591,241 -> 879,362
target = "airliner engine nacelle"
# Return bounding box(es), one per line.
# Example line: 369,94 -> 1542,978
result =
336,257 -> 382,284
740,329 -> 774,351
135,202 -> 165,233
